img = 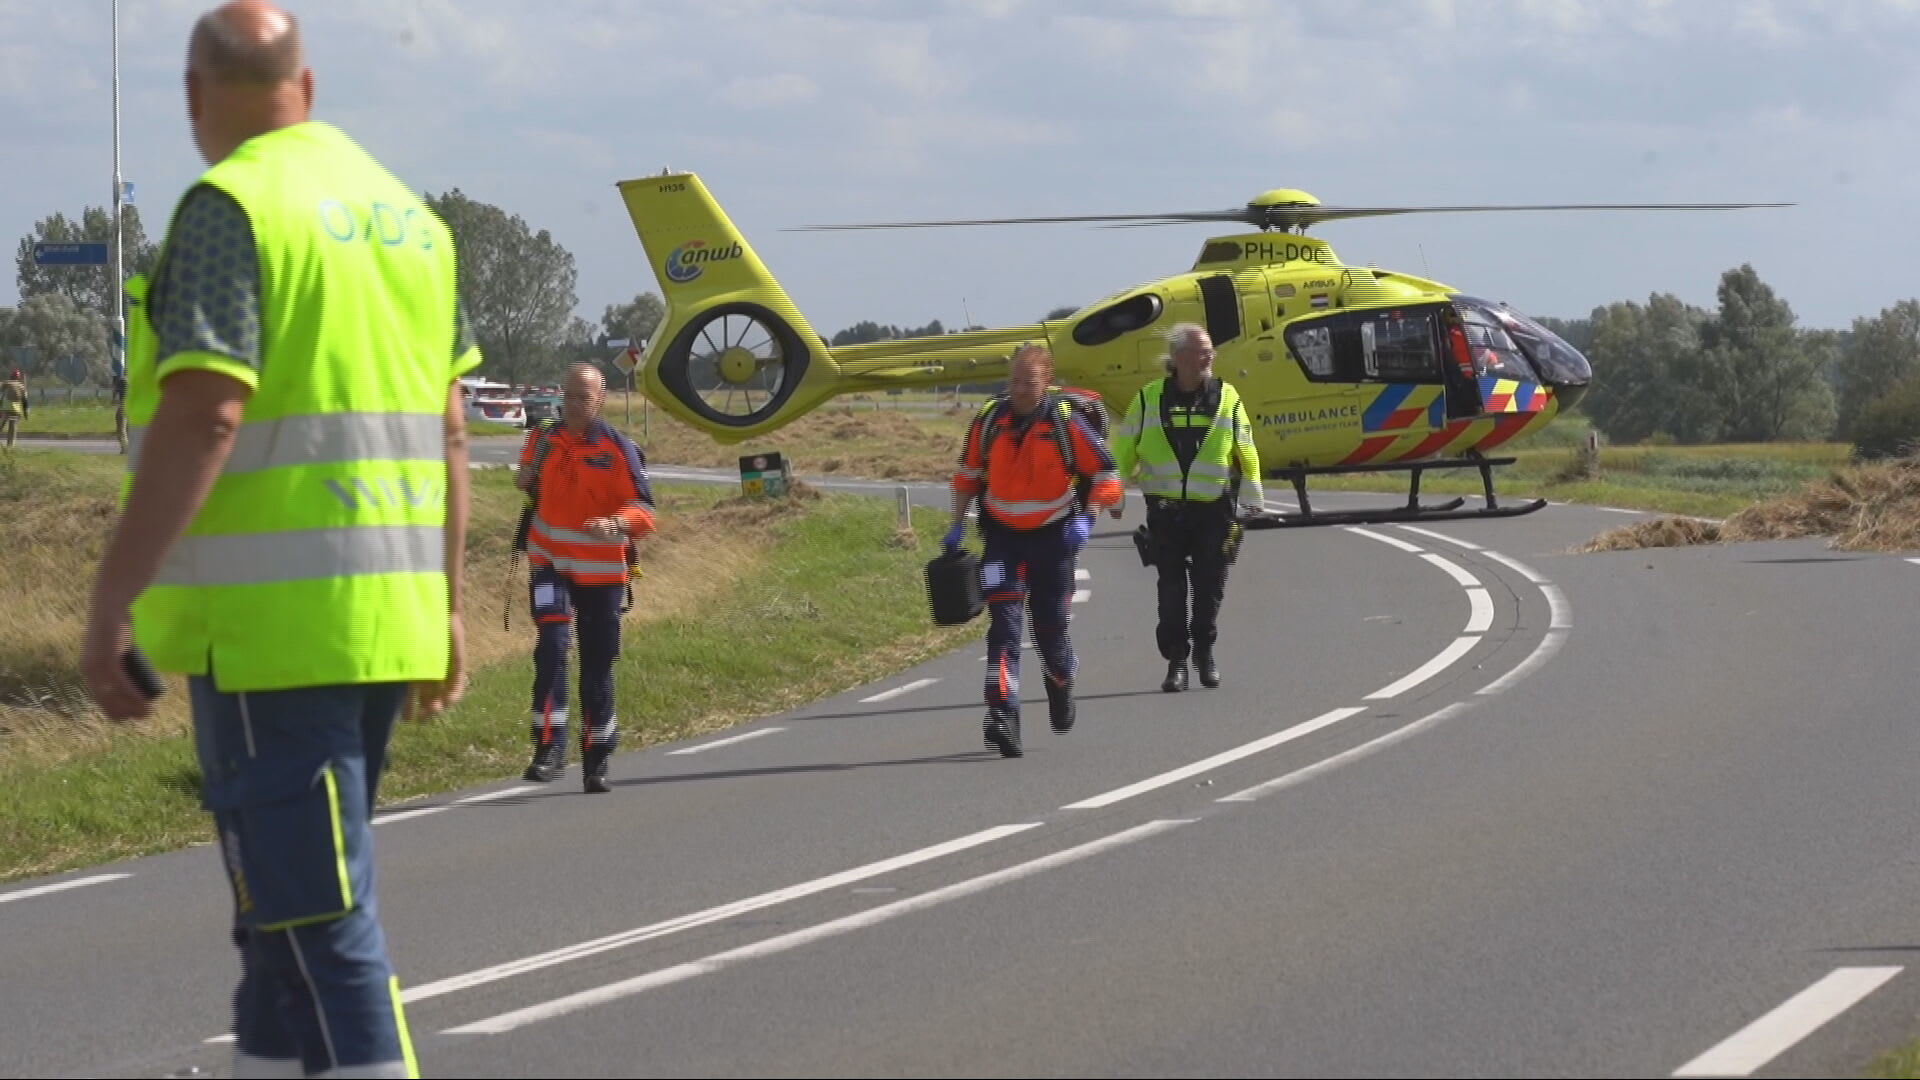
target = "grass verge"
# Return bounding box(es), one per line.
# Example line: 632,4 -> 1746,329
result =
1304,441 -> 1853,521
610,397 -> 972,482
0,455 -> 978,882
1867,1039 -> 1920,1078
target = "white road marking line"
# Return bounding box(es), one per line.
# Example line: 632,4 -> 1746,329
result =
1345,526 -> 1425,553
399,824 -> 1038,1006
205,1034 -> 235,1045
1672,966 -> 1902,1077
374,785 -> 539,825
666,728 -> 787,754
1062,708 -> 1368,811
374,806 -> 447,825
0,873 -> 131,904
1478,630 -> 1568,696
1465,588 -> 1494,634
859,680 -> 939,704
1364,636 -> 1480,701
442,820 -> 1191,1036
1481,548 -> 1548,584
1543,583 -> 1572,629
1072,588 -> 1091,604
1075,568 -> 1091,581
1220,702 -> 1472,803
1399,525 -> 1483,551
1599,506 -> 1646,515
1420,552 -> 1483,589
1906,557 -> 1920,566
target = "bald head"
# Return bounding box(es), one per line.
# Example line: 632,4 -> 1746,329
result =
563,363 -> 607,433
184,2 -> 313,164
189,1 -> 303,84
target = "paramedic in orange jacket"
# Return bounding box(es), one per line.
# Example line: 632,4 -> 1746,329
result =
517,363 -> 655,793
946,344 -> 1122,758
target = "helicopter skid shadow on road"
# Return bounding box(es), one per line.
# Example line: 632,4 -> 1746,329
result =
610,172 -> 1787,530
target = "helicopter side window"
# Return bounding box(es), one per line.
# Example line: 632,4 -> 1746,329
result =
1458,306 -> 1533,382
1285,305 -> 1450,384
1072,293 -> 1163,347
1361,315 -> 1438,381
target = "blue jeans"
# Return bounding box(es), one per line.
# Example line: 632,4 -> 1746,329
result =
191,677 -> 419,1078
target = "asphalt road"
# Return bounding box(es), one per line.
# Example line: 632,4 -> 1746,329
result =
7,445 -> 1920,1079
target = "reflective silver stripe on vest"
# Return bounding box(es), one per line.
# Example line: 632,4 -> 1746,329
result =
528,536 -> 627,577
152,524 -> 444,587
532,518 -> 617,546
128,412 -> 444,474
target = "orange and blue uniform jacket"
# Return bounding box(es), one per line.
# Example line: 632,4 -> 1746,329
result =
952,399 -> 1122,528
518,419 -> 656,586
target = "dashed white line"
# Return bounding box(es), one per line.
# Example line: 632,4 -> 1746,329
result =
666,728 -> 787,754
0,873 -> 131,904
1906,557 -> 1920,567
442,820 -> 1190,1037
1465,588 -> 1494,634
1071,588 -> 1091,604
1220,702 -> 1472,803
1061,708 -> 1368,811
1364,636 -> 1480,701
1075,568 -> 1091,581
1345,526 -> 1426,554
859,679 -> 940,704
1672,966 -> 1902,1077
1399,525 -> 1483,551
400,823 -> 1039,1007
1420,552 -> 1483,589
374,785 -> 539,826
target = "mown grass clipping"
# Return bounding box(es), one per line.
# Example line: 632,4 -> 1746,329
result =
1579,454 -> 1920,553
0,453 -> 980,882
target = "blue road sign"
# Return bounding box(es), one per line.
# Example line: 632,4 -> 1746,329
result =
33,242 -> 108,266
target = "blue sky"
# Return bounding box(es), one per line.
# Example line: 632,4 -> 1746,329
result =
4,0 -> 1915,335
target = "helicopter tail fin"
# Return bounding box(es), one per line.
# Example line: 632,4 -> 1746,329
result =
616,172 -> 837,441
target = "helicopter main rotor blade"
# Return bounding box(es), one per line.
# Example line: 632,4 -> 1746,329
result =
1270,201 -> 1794,228
785,209 -> 1253,231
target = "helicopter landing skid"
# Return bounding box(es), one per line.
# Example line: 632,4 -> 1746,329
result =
1243,455 -> 1548,529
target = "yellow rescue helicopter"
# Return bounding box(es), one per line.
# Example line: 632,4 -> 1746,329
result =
616,173 -> 1786,526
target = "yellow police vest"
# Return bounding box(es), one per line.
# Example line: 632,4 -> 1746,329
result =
1114,377 -> 1261,503
127,121 -> 470,692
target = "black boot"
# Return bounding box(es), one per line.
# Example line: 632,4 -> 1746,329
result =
1162,659 -> 1189,693
582,747 -> 611,794
985,704 -> 1023,758
1046,675 -> 1075,734
1195,647 -> 1220,688
522,737 -> 564,783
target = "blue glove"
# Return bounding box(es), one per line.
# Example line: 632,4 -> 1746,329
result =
942,522 -> 966,554
1064,513 -> 1092,551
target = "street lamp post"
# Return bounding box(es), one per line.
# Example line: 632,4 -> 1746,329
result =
109,0 -> 124,383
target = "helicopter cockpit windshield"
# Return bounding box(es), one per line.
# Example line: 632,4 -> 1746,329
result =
1451,296 -> 1593,390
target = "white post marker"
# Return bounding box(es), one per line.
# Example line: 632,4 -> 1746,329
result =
896,485 -> 911,531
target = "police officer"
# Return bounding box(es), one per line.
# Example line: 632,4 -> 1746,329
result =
517,363 -> 655,793
947,344 -> 1121,757
81,4 -> 470,1075
1111,323 -> 1264,692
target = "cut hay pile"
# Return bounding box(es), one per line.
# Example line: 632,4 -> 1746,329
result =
1580,456 -> 1920,553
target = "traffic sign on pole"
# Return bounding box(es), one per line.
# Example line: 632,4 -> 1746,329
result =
33,243 -> 109,266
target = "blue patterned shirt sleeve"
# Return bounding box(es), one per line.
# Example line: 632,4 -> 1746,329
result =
147,184 -> 261,384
